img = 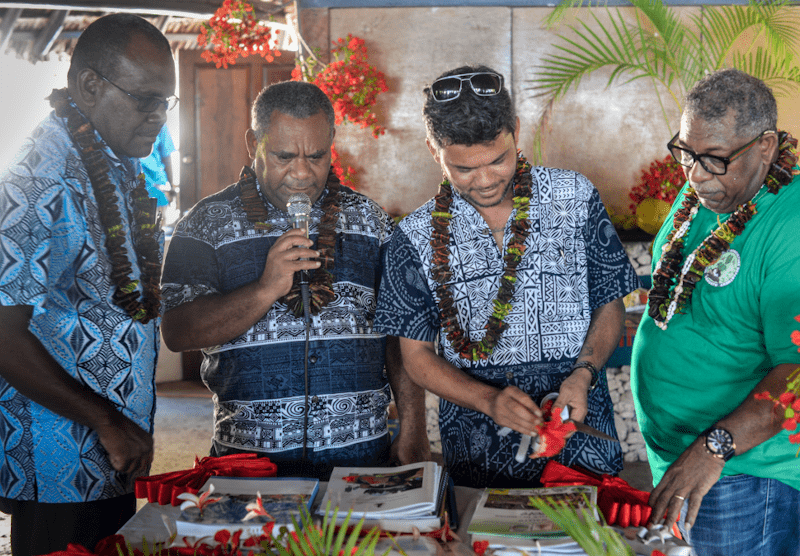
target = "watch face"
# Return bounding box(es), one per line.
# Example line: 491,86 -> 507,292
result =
706,428 -> 734,455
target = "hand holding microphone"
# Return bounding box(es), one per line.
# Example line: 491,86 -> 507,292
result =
257,192 -> 318,298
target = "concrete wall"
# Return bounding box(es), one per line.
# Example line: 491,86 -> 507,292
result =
303,6 -> 800,218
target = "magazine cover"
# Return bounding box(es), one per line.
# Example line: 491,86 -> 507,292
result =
319,462 -> 443,520
176,476 -> 319,538
468,485 -> 598,540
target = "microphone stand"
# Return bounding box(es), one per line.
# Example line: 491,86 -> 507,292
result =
300,271 -> 312,473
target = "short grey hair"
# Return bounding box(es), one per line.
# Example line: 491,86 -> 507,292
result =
251,81 -> 335,139
684,68 -> 777,137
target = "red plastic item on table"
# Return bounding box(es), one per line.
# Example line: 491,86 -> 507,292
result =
540,460 -> 654,528
135,453 -> 277,506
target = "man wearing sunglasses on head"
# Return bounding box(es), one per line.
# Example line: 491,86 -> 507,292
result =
375,65 -> 639,488
0,14 -> 175,556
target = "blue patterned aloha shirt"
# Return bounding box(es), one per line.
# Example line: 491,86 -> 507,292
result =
374,167 -> 640,488
161,169 -> 394,476
0,110 -> 161,502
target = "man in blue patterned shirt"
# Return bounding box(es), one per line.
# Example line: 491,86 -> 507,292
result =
374,65 -> 640,488
0,14 -> 175,556
161,81 -> 429,480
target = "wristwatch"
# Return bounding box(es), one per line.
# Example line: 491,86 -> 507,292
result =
704,427 -> 736,462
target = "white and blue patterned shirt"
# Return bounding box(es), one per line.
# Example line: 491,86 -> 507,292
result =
375,167 -> 640,487
161,170 -> 395,478
0,110 -> 161,502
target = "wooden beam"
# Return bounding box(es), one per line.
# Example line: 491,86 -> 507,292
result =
0,7 -> 23,54
0,1 -> 286,19
30,8 -> 67,61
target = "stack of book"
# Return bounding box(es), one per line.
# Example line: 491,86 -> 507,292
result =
467,485 -> 598,554
317,461 -> 450,533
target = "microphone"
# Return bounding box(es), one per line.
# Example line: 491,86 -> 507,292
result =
287,193 -> 312,285
287,193 -> 311,238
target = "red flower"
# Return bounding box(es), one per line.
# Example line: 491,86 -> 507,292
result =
630,155 -> 685,215
197,0 -> 281,69
791,329 -> 800,351
779,392 -> 798,406
473,540 -> 489,556
754,391 -> 773,401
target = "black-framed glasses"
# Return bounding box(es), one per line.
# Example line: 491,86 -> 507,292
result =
90,67 -> 178,113
431,72 -> 503,102
667,130 -> 773,176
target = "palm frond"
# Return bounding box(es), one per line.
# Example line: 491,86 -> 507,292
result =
543,0 -> 611,29
732,48 -> 800,97
533,9 -> 654,100
699,0 -> 800,74
527,496 -> 634,556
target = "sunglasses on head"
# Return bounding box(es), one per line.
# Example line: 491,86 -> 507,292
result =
430,72 -> 504,102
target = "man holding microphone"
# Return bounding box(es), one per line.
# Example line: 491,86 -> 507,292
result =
160,80 -> 429,479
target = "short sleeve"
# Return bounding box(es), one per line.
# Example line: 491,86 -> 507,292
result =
161,214 -> 221,312
0,169 -> 81,310
374,227 -> 440,343
760,208 -> 800,367
584,188 -> 641,311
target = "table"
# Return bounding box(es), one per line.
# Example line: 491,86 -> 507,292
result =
118,483 -> 688,556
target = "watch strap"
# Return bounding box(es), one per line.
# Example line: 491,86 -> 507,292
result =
572,360 -> 600,391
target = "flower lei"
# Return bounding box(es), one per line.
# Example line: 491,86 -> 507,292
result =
238,166 -> 341,317
431,152 -> 532,361
649,131 -> 799,330
48,89 -> 161,324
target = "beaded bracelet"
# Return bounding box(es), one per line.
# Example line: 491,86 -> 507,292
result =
571,360 -> 600,391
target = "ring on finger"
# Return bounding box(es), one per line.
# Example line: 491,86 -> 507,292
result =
673,494 -> 685,501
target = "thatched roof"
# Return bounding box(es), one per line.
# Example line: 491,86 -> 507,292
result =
0,1 -> 295,62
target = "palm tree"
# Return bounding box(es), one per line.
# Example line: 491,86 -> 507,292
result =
532,0 -> 800,151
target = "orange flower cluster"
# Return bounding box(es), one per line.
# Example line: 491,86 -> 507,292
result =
198,0 -> 282,69
292,35 -> 388,188
330,145 -> 356,189
294,35 -> 388,139
629,155 -> 685,215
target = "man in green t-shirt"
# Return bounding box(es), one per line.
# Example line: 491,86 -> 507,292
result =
631,68 -> 800,556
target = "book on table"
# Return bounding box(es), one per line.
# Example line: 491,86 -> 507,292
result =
317,461 -> 448,533
468,485 -> 599,546
175,476 -> 320,539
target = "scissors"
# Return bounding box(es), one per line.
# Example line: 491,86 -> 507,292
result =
499,392 -> 619,462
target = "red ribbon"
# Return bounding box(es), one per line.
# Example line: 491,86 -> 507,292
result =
135,453 -> 277,506
540,460 -> 652,528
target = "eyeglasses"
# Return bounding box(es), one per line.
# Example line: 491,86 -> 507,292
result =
667,130 -> 774,176
90,67 -> 179,113
430,72 -> 504,102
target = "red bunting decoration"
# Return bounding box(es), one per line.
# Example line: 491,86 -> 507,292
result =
135,453 -> 277,506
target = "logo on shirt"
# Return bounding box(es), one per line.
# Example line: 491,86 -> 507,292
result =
704,249 -> 740,287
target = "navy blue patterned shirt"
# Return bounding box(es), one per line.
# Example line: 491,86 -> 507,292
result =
161,170 -> 395,476
374,167 -> 640,487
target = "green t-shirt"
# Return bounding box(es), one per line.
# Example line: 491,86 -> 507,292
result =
631,175 -> 800,491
